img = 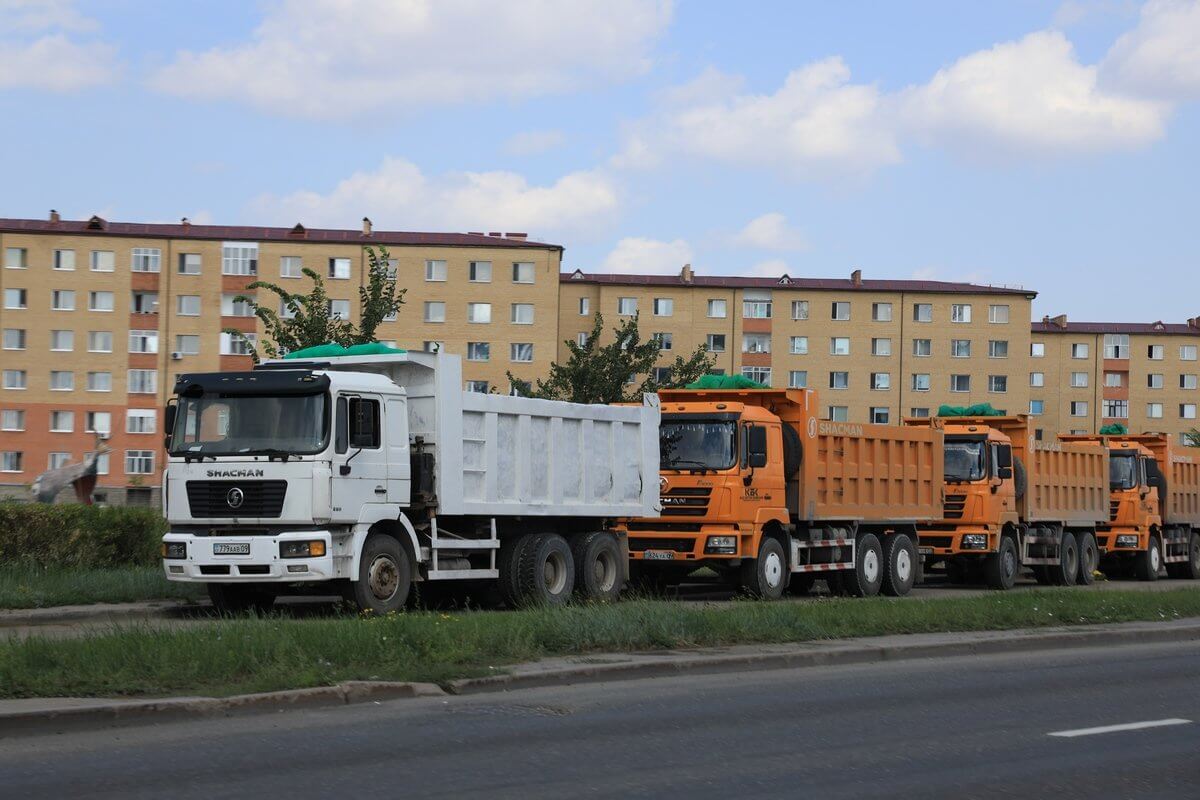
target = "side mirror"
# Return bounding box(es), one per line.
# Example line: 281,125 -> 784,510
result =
163,401 -> 177,450
998,466 -> 1013,480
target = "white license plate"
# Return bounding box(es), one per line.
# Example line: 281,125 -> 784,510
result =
213,542 -> 251,556
918,547 -> 934,556
642,550 -> 676,561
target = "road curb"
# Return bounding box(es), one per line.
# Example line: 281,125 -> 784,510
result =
0,600 -> 194,628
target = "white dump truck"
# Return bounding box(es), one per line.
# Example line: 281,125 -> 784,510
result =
160,351 -> 660,612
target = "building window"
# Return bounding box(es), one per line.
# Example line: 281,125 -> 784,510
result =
175,335 -> 200,355
913,303 -> 932,323
743,299 -> 772,319
467,342 -> 490,361
89,291 -> 114,311
1181,404 -> 1198,420
1031,342 -> 1045,358
425,259 -> 447,282
576,333 -> 589,348
1071,343 -> 1089,359
469,261 -> 492,283
652,367 -> 672,383
90,250 -> 114,272
1,409 -> 24,431
87,331 -> 113,353
2,370 -> 27,390
1147,344 -> 1164,360
830,337 -> 850,356
52,290 -> 75,311
177,295 -> 201,316
617,297 -> 638,316
869,302 -> 892,322
707,299 -> 727,318
465,381 -> 489,393
512,262 -> 535,284
788,370 -> 807,389
327,300 -> 350,320
951,304 -> 972,323
129,330 -> 159,354
218,294 -> 251,317
1104,372 -> 1123,388
950,374 -> 970,393
422,341 -> 444,353
1070,372 -> 1089,388
131,248 -> 161,273
829,371 -> 849,389
741,367 -> 771,386
219,332 -> 256,355
870,407 -> 890,424
277,256 -> 301,278
467,303 -> 491,323
1182,345 -> 1198,361
1147,373 -> 1164,389
910,408 -> 931,419
125,450 -> 155,475
831,301 -> 850,321
791,300 -> 809,320
49,371 -> 74,391
706,334 -> 726,353
912,373 -> 930,392
871,338 -> 891,356
4,288 -> 27,309
653,332 -> 673,351
653,298 -> 673,317
511,303 -> 534,324
578,297 -> 590,316
128,369 -> 157,394
178,253 -> 201,275
4,247 -> 27,269
131,291 -> 158,314
988,340 -> 1009,358
50,410 -> 74,432
951,339 -> 971,358
828,406 -> 849,422
87,371 -> 112,392
1104,399 -> 1129,419
222,242 -> 258,276
988,375 -> 1008,393
424,302 -> 446,323
48,452 -> 71,470
54,249 -> 75,271
1103,334 -> 1130,359
126,409 -> 157,434
510,343 -> 534,363
871,373 -> 891,390
789,336 -> 808,355
1182,374 -> 1199,390
1029,399 -> 1044,415
1147,403 -> 1164,419
988,305 -> 1010,324
328,258 -> 351,279
1030,372 -> 1045,387
1070,401 -> 1088,417
743,333 -> 771,354
2,329 -> 25,350
913,339 -> 931,357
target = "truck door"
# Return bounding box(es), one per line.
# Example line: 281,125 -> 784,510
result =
385,397 -> 410,504
331,393 -> 390,520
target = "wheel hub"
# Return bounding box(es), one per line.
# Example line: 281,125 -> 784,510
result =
593,551 -> 617,592
896,549 -> 912,582
764,551 -> 783,587
368,555 -> 399,601
544,551 -> 568,595
863,550 -> 879,583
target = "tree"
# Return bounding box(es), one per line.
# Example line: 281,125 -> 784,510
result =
1184,429 -> 1200,448
508,312 -> 715,404
225,245 -> 405,361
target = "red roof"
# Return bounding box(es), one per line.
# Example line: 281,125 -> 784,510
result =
0,217 -> 560,250
561,270 -> 1036,297
1032,321 -> 1200,336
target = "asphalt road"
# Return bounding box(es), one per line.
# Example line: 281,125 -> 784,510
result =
2,640 -> 1197,799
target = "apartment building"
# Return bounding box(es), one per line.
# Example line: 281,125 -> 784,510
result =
0,214 -> 561,503
1031,315 -> 1200,441
558,267 -> 1037,425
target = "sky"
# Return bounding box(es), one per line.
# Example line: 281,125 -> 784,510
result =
0,0 -> 1198,322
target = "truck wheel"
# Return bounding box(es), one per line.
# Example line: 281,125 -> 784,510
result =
1075,532 -> 1098,586
572,531 -> 623,602
1166,533 -> 1200,580
1051,532 -> 1078,586
351,535 -> 412,614
739,536 -> 787,600
498,533 -> 534,607
984,535 -> 1019,591
1135,534 -> 1162,582
787,573 -> 815,596
515,533 -> 575,606
843,533 -> 883,598
882,534 -> 917,596
207,583 -> 276,615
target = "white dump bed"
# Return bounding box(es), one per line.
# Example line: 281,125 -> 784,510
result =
274,351 -> 661,518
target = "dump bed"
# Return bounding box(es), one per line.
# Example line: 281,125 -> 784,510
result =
1109,434 -> 1200,526
657,388 -> 943,523
272,352 -> 661,518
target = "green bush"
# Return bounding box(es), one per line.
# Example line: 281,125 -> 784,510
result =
0,503 -> 167,568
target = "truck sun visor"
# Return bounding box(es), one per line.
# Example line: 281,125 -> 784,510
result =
174,371 -> 330,397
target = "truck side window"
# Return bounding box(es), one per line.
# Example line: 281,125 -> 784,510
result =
335,396 -> 348,454
349,398 -> 381,449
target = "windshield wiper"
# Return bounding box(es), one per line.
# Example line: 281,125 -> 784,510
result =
664,458 -> 716,473
243,448 -> 293,462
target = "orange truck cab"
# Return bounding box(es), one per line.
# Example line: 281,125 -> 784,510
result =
618,388 -> 943,599
905,415 -> 1109,590
1061,433 -> 1200,581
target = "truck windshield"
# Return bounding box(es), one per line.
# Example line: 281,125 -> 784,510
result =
171,393 -> 329,456
660,420 -> 737,471
1109,453 -> 1138,490
944,439 -> 986,482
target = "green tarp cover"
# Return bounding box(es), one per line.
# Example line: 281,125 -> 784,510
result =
937,403 -> 1003,417
1099,423 -> 1129,435
685,374 -> 768,390
284,342 -> 407,359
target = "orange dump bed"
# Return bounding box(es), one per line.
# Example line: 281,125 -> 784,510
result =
1027,441 -> 1109,524
1107,434 -> 1200,526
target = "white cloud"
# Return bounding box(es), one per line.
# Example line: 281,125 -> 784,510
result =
1102,0 -> 1200,101
503,129 -> 567,156
732,213 -> 807,251
600,237 -> 693,275
0,1 -> 119,91
150,0 -> 673,119
249,157 -> 619,238
899,31 -> 1168,155
0,0 -> 97,32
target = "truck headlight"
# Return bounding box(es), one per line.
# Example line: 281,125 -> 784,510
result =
1115,535 -> 1139,548
161,541 -> 187,560
961,534 -> 989,550
280,540 -> 327,559
705,535 -> 737,555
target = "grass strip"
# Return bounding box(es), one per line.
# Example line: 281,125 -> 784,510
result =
0,565 -> 204,610
2,587 -> 1199,699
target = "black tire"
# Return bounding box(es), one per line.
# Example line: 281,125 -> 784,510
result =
1166,532 -> 1200,580
1052,532 -> 1078,586
1076,532 -> 1098,586
984,535 -> 1020,591
786,573 -> 815,596
1135,534 -> 1162,582
738,535 -> 787,599
514,533 -> 575,606
350,534 -> 412,614
572,531 -> 624,602
1013,456 -> 1028,501
781,423 -> 803,478
207,583 -> 276,614
843,533 -> 883,597
881,534 -> 917,597
497,533 -> 535,607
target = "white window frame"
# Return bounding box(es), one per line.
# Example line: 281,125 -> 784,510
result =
131,247 -> 162,273
221,242 -> 258,276
425,260 -> 447,282
423,302 -> 446,323
467,303 -> 492,324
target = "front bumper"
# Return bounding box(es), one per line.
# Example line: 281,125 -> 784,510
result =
917,526 -> 996,556
623,525 -> 747,562
162,531 -> 335,583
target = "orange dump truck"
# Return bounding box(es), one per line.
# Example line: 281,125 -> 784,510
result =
905,415 -> 1109,589
618,388 -> 943,599
1060,433 -> 1200,581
